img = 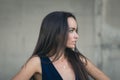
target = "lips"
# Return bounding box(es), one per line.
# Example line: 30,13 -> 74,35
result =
72,41 -> 76,45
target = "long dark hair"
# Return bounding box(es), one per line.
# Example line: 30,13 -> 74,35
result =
31,11 -> 89,80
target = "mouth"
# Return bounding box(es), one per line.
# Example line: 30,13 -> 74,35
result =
72,41 -> 76,45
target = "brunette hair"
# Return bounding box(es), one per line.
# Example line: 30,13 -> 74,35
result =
31,11 -> 89,80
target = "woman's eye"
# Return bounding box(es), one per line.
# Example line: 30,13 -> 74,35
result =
69,29 -> 74,32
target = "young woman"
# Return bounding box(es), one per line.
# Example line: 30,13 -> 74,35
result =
12,11 -> 110,80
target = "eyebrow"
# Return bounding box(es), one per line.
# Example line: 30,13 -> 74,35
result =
69,27 -> 78,30
69,24 -> 78,29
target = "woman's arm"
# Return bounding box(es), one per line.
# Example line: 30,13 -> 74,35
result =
85,59 -> 110,80
12,56 -> 41,80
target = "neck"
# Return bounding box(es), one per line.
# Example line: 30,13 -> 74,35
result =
50,52 -> 66,62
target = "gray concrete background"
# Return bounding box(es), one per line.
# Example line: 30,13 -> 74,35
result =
0,0 -> 120,80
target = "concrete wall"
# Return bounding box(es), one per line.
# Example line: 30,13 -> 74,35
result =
0,0 -> 120,80
102,0 -> 120,79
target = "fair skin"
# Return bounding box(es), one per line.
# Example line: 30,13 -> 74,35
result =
66,17 -> 79,49
12,17 -> 110,80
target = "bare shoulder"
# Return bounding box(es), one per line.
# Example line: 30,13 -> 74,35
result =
12,55 -> 42,80
25,55 -> 42,73
85,58 -> 110,80
28,55 -> 41,66
79,56 -> 110,80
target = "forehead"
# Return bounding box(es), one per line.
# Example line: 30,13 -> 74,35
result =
67,17 -> 77,28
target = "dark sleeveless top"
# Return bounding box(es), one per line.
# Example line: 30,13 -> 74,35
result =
40,57 -> 79,80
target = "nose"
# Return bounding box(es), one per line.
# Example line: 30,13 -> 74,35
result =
74,32 -> 79,39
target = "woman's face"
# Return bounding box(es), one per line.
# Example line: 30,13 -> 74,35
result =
66,17 -> 79,49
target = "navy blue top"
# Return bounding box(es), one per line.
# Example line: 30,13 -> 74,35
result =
40,57 -> 79,80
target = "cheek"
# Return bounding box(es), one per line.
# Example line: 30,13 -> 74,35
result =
66,34 -> 73,45
67,34 -> 71,42
68,33 -> 74,40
